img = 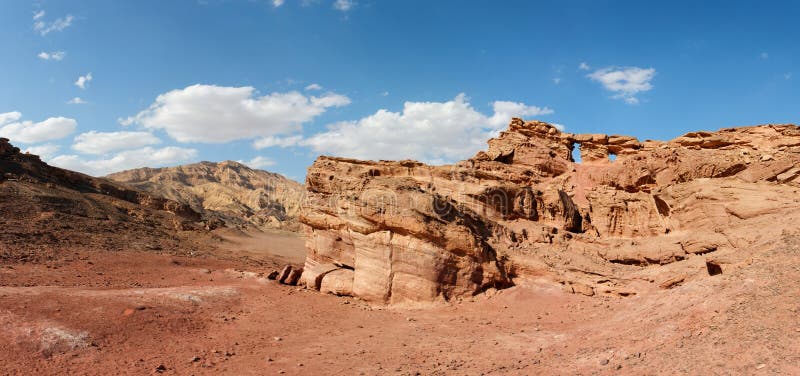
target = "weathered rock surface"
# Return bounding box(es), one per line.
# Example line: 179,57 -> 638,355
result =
107,161 -> 304,231
299,119 -> 800,304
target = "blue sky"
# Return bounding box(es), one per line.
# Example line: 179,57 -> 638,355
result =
0,0 -> 797,180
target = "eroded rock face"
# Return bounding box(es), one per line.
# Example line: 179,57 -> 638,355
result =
300,119 -> 800,304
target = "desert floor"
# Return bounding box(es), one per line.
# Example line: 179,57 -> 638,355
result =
1,230 -> 798,375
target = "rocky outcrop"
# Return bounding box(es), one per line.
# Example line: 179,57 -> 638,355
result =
107,161 -> 304,231
299,120 -> 800,304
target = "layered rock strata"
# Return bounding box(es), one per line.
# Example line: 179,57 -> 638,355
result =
299,120 -> 800,304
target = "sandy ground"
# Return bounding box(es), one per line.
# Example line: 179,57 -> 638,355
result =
1,230 -> 798,375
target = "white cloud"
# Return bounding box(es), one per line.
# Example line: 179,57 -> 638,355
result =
38,51 -> 66,61
305,83 -> 323,91
253,135 -> 303,149
333,0 -> 355,11
488,100 -> 553,128
33,11 -> 74,36
50,146 -> 198,176
760,52 -> 769,60
380,91 -> 389,97
551,123 -> 566,131
75,73 -> 92,89
302,93 -> 554,163
0,111 -> 22,125
66,97 -> 87,105
241,156 -> 276,169
23,144 -> 60,159
587,66 -> 655,104
578,62 -> 590,71
273,0 -> 285,6
72,131 -> 161,155
121,84 -> 350,143
785,73 -> 792,80
553,77 -> 561,84
0,113 -> 77,144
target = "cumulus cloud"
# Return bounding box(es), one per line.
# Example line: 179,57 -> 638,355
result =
50,146 -> 198,176
578,62 -> 590,71
33,11 -> 74,36
304,83 -> 322,91
272,0 -> 285,6
121,84 -> 351,143
587,66 -> 655,104
72,131 -> 161,155
38,51 -> 66,61
75,73 -> 92,89
760,52 -> 769,60
333,0 -> 355,11
302,93 -> 554,163
23,144 -> 60,159
253,135 -> 303,149
488,100 -> 553,128
241,156 -> 276,169
66,97 -> 87,105
0,112 -> 77,144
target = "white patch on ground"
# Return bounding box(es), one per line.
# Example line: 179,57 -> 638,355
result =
39,327 -> 89,356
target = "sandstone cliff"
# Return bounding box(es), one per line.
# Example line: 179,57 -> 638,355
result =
0,138 -> 207,261
107,161 -> 304,231
300,119 -> 800,304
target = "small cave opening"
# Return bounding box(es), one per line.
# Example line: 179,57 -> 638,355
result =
706,260 -> 723,276
571,143 -> 582,163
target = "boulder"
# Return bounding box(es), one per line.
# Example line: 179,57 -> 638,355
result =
320,269 -> 355,296
278,265 -> 293,284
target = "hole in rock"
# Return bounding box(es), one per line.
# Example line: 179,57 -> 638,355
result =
608,153 -> 617,162
706,260 -> 723,276
571,143 -> 582,163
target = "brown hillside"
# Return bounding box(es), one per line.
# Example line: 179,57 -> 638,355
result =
0,138 -> 210,262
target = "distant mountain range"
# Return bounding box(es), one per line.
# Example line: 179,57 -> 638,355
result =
107,161 -> 304,232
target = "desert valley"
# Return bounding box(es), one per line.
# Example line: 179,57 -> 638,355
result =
2,118 -> 799,375
3,1 -> 800,375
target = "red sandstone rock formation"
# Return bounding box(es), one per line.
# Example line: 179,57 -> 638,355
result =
299,119 -> 800,304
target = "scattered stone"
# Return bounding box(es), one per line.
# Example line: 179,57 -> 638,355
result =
267,271 -> 279,280
273,337 -> 282,341
278,266 -> 293,284
285,268 -> 303,286
155,364 -> 167,373
600,359 -> 609,366
190,356 -> 201,362
756,364 -> 766,370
